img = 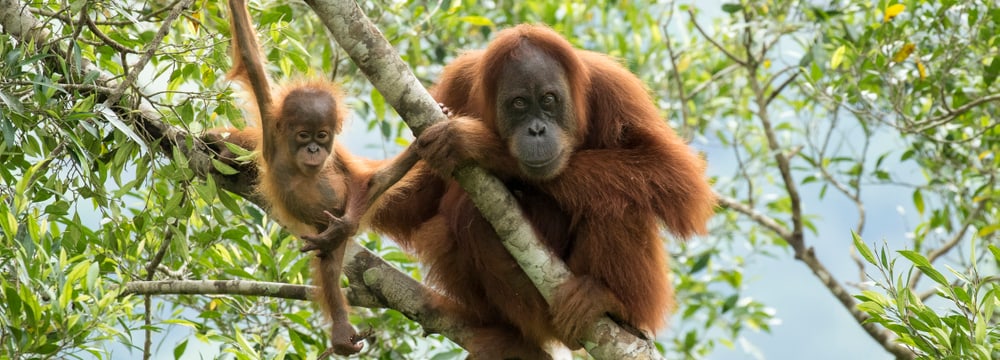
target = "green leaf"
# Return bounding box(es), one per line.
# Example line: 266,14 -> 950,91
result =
211,159 -> 240,175
259,4 -> 294,26
721,294 -> 738,313
4,284 -> 22,319
429,349 -> 465,360
94,104 -> 149,154
0,90 -> 24,114
721,3 -> 743,13
912,306 -> 941,329
223,141 -> 255,157
952,285 -> 970,303
287,329 -> 307,356
852,232 -> 876,265
382,250 -> 414,263
984,56 -> 1000,87
983,287 -> 997,323
370,88 -> 386,122
36,343 -> 59,355
690,253 -> 710,273
856,301 -> 884,314
283,311 -> 311,330
860,290 -> 889,306
4,47 -> 22,66
831,45 -> 846,69
912,189 -> 924,216
684,330 -> 698,350
978,224 -> 1000,237
192,182 -> 217,208
988,244 -> 1000,263
216,188 -> 243,217
86,261 -> 100,290
173,339 -> 188,360
163,319 -> 198,328
899,249 -> 932,267
0,114 -> 14,145
0,202 -> 18,239
929,327 -> 951,350
898,250 -> 948,286
43,201 -> 70,216
900,149 -> 915,161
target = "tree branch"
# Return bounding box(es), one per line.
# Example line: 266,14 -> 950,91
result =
0,0 -> 471,350
795,247 -> 914,359
0,0 -> 50,44
764,69 -> 800,107
101,0 -> 193,107
121,245 -> 474,342
688,10 -> 748,67
716,194 -> 792,239
123,280 -> 313,301
135,111 -> 476,348
661,10 -> 691,135
907,201 -> 986,290
722,9 -> 916,358
913,93 -> 1000,133
718,193 -> 914,359
688,64 -> 739,99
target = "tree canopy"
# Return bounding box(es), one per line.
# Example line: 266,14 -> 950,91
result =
0,0 -> 997,359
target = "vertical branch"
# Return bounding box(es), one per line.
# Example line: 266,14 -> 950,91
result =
748,60 -> 805,253
142,186 -> 186,360
808,108 -> 870,282
661,5 -> 691,136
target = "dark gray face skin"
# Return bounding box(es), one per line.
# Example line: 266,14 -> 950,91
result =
280,89 -> 337,173
495,46 -> 577,180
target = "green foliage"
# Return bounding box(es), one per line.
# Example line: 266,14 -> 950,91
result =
1,0 -> 998,359
854,235 -> 1000,359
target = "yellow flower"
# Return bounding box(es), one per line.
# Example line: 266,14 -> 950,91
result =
884,4 -> 905,22
893,43 -> 915,63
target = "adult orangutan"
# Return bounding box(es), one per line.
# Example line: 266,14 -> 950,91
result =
368,24 -> 716,358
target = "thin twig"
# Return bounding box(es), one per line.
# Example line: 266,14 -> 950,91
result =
765,69 -> 800,107
730,125 -> 755,208
687,10 -> 748,67
662,24 -> 691,134
140,167 -> 186,360
102,0 -> 194,107
716,195 -> 792,239
907,201 -> 986,290
688,64 -> 739,99
31,9 -> 124,26
83,11 -> 140,54
913,93 -> 1000,133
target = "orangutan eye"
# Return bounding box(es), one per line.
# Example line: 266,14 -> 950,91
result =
512,97 -> 527,109
541,94 -> 556,105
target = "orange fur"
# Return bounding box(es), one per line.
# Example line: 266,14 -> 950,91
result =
372,24 -> 715,358
203,0 -> 381,355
